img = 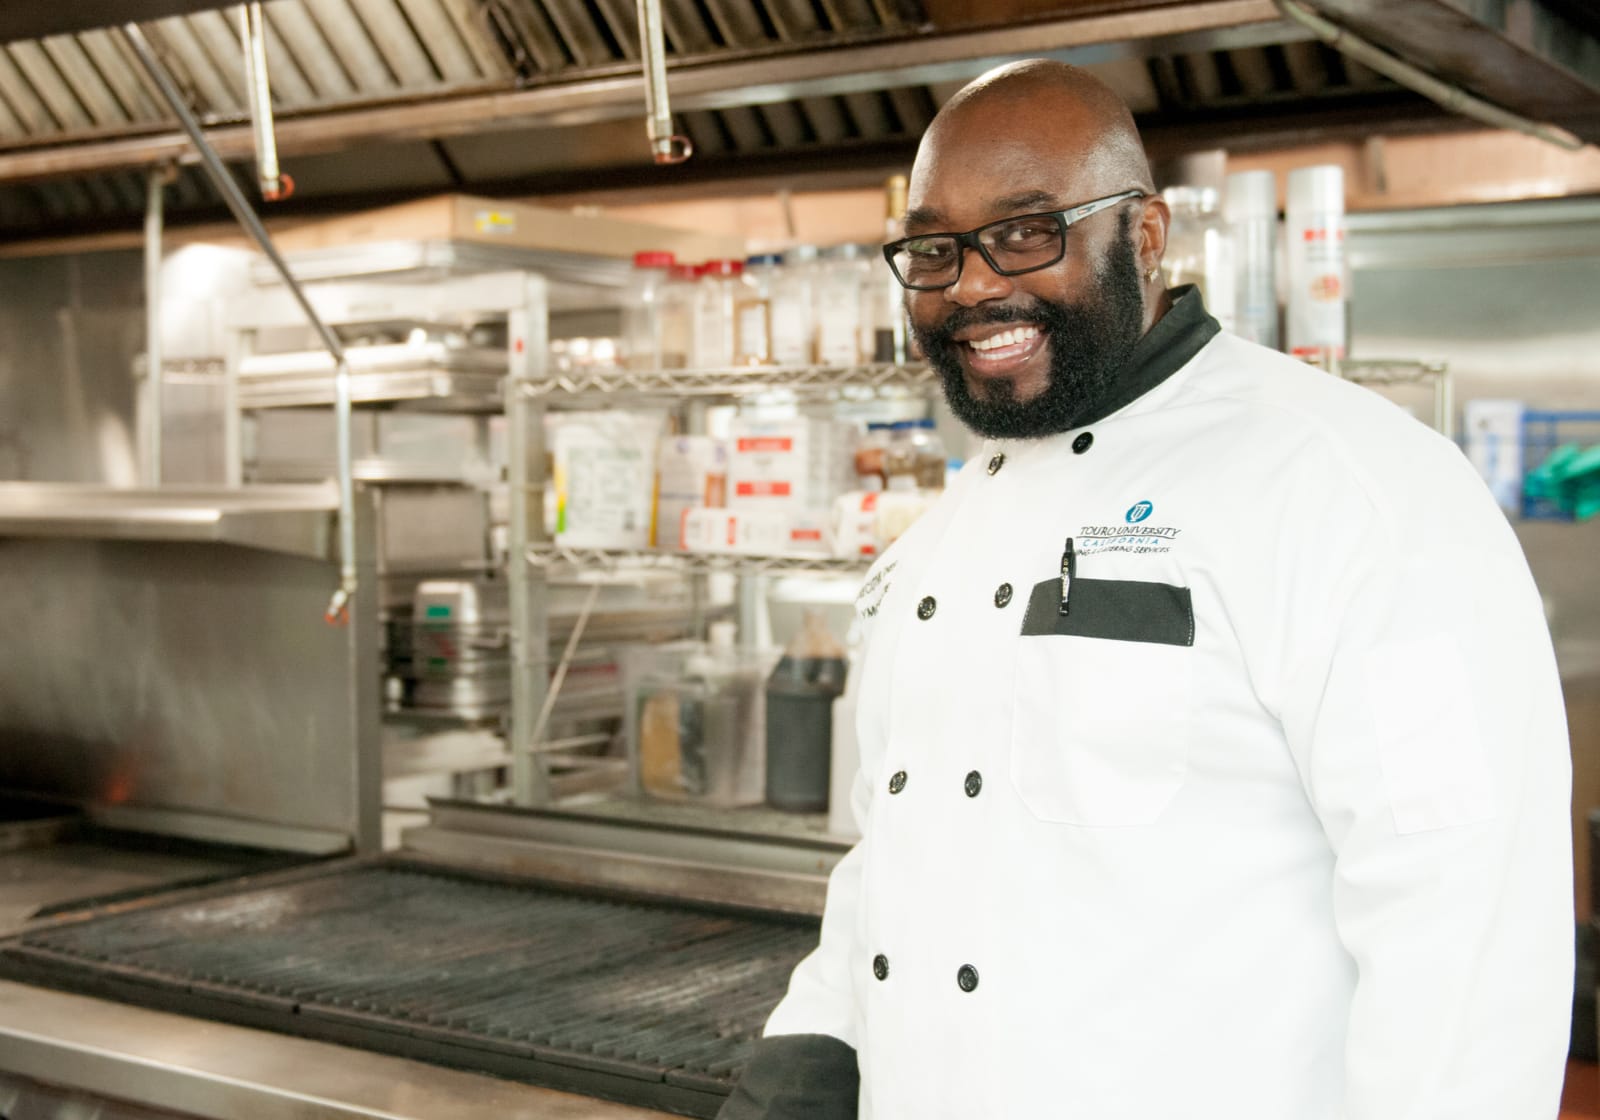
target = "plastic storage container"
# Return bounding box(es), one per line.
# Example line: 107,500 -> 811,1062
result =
814,244 -> 871,367
1161,186 -> 1236,331
781,245 -> 821,365
1224,170 -> 1279,350
624,640 -> 776,807
694,259 -> 744,369
883,419 -> 947,491
622,250 -> 676,370
655,263 -> 697,370
853,421 -> 894,491
735,254 -> 778,366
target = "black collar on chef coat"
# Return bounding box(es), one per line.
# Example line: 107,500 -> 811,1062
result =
1068,283 -> 1220,430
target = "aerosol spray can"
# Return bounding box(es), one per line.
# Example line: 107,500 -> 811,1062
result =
1285,165 -> 1346,364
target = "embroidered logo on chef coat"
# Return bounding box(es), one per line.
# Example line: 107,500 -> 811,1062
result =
1078,503 -> 1182,556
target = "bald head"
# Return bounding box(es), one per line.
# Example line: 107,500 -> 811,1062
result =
916,60 -> 1154,206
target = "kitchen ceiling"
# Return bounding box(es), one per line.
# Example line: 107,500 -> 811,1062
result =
0,0 -> 1594,240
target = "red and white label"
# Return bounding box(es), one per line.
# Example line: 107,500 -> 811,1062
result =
736,481 -> 792,498
736,437 -> 794,453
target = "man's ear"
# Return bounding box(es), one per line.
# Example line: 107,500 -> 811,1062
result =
1137,193 -> 1171,277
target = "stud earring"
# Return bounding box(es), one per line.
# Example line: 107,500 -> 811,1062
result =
1145,267 -> 1160,283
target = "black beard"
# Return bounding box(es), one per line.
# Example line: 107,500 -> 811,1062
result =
912,221 -> 1147,440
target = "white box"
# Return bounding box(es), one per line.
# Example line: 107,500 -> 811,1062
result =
680,507 -> 833,555
727,417 -> 858,512
547,412 -> 664,548
654,436 -> 728,549
681,508 -> 790,554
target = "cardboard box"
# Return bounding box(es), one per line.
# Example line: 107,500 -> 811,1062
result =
655,436 -> 728,550
273,193 -> 746,263
727,417 -> 858,513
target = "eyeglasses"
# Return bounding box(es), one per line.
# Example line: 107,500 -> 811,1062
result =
882,190 -> 1146,291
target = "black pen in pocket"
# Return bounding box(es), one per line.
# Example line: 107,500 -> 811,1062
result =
1059,536 -> 1075,616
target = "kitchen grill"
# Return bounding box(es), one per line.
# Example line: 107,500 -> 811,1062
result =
0,858 -> 818,1118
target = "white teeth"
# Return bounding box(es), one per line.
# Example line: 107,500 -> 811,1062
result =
968,326 -> 1038,352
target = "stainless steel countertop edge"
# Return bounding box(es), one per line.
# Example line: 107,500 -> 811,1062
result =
0,980 -> 674,1120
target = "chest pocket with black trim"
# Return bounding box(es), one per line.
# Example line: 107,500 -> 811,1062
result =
1009,571 -> 1195,827
1018,576 -> 1195,646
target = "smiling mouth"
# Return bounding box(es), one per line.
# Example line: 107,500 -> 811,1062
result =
961,324 -> 1046,377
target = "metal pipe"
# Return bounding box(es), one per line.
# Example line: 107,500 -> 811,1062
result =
238,1 -> 289,199
1274,0 -> 1586,153
635,0 -> 691,164
123,21 -> 356,623
142,165 -> 163,487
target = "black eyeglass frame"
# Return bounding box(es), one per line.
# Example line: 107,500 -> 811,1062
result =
882,189 -> 1147,291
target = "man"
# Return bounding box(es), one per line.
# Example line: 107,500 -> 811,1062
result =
720,60 -> 1574,1119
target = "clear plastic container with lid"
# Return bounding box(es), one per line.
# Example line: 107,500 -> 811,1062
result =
655,263 -> 697,370
814,244 -> 871,368
853,421 -> 894,492
1161,186 -> 1236,331
883,419 -> 947,491
780,245 -> 821,365
622,250 -> 675,370
1223,170 -> 1279,350
693,259 -> 745,369
735,254 -> 779,366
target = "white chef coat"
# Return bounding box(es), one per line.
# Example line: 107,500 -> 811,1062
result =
761,299 -> 1574,1119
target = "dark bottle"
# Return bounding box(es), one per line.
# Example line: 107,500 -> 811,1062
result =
765,612 -> 848,812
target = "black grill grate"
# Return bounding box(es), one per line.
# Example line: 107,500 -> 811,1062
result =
0,860 -> 820,1118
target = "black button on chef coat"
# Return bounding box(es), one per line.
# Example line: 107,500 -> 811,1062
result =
873,954 -> 889,981
964,771 -> 983,798
888,770 -> 907,795
917,596 -> 936,620
987,453 -> 1005,475
994,583 -> 1012,608
1072,432 -> 1094,454
957,964 -> 979,992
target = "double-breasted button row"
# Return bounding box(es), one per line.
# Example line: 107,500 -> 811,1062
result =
869,956 -> 981,993
918,587 -> 1013,615
886,769 -> 983,798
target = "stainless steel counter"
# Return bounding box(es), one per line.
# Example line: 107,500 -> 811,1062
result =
0,482 -> 341,559
0,980 -> 675,1120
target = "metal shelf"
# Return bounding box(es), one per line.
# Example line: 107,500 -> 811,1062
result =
527,544 -> 871,576
518,361 -> 938,404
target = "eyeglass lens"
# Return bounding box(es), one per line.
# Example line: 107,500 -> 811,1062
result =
891,213 -> 1064,289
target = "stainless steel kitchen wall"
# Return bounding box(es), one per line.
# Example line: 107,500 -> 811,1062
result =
0,525 -> 381,852
0,250 -> 143,483
1348,197 -> 1600,409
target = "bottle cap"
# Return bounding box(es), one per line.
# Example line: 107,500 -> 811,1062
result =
1224,170 -> 1277,221
703,258 -> 744,276
1287,165 -> 1345,216
632,250 -> 675,269
745,253 -> 784,267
